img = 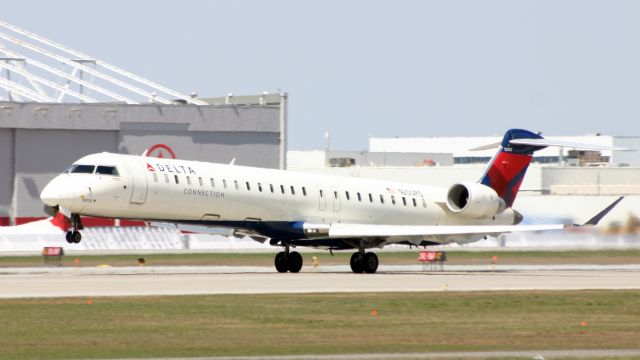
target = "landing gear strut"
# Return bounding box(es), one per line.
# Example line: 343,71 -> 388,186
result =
350,251 -> 378,274
274,245 -> 303,273
65,214 -> 83,244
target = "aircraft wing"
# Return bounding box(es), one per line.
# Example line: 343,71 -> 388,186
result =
303,223 -> 565,246
327,223 -> 564,239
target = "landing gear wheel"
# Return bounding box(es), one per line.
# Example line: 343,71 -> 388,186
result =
363,252 -> 379,274
275,252 -> 288,273
287,251 -> 303,273
65,214 -> 84,244
350,252 -> 365,273
71,230 -> 82,244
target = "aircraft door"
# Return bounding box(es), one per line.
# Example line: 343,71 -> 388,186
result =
331,188 -> 341,212
318,187 -> 326,211
126,158 -> 148,204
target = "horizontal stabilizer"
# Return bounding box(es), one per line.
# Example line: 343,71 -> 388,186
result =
470,142 -> 502,151
509,138 -> 629,151
471,138 -> 629,152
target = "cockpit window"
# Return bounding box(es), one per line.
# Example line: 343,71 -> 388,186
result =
96,166 -> 119,176
66,164 -> 95,174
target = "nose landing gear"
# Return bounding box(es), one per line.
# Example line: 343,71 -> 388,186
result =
65,214 -> 84,244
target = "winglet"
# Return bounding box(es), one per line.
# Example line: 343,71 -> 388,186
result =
581,196 -> 624,226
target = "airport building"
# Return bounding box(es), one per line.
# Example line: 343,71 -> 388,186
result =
369,134 -> 640,166
287,135 -> 640,227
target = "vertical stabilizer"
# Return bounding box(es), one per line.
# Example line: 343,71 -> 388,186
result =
479,129 -> 546,207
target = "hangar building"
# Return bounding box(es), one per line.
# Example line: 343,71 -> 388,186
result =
0,21 -> 286,226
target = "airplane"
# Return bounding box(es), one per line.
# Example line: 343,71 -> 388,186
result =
39,129 -> 623,274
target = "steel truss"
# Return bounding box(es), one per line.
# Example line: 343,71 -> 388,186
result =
0,20 -> 206,105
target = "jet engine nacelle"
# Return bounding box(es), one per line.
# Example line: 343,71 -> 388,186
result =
446,182 -> 507,218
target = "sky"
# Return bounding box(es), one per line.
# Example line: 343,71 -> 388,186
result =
4,0 -> 640,150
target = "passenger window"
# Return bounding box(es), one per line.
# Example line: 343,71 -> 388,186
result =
70,165 -> 95,174
270,184 -> 274,193
290,186 -> 295,195
402,197 -> 407,206
96,166 -> 119,176
280,185 -> 285,194
357,192 -> 362,201
319,189 -> 324,198
379,194 -> 384,204
368,193 -> 373,202
391,195 -> 396,205
152,173 -> 158,182
302,187 -> 307,196
234,181 -> 239,190
164,174 -> 169,183
223,179 -> 227,189
199,177 -> 203,186
186,176 -> 191,185
174,175 -> 179,184
422,199 -> 427,208
413,198 -> 417,207
334,191 -> 338,199
345,191 -> 350,200
246,182 -> 251,191
258,183 -> 263,192
210,178 -> 215,187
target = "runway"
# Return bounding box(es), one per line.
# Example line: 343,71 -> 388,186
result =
1,264 -> 640,298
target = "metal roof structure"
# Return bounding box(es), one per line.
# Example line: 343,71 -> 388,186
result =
0,20 -> 206,105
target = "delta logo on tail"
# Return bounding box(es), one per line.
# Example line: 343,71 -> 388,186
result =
479,129 -> 546,207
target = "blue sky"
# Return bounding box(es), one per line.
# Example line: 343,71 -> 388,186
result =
4,0 -> 640,150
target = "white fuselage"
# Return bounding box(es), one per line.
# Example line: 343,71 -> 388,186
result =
40,152 -> 518,242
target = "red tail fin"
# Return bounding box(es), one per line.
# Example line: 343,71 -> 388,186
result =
479,129 -> 545,207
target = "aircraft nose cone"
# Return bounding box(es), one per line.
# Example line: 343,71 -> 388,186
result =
40,182 -> 61,207
40,177 -> 73,207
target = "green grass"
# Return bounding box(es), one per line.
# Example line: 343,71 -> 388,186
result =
0,290 -> 639,359
1,249 -> 640,268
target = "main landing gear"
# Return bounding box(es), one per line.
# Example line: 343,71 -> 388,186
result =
350,251 -> 379,274
65,214 -> 83,244
274,245 -> 303,273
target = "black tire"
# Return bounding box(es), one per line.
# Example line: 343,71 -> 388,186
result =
65,231 -> 73,244
350,252 -> 365,273
72,231 -> 82,244
274,252 -> 288,273
363,252 -> 379,274
287,251 -> 303,273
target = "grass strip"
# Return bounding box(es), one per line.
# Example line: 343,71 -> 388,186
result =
0,290 -> 639,359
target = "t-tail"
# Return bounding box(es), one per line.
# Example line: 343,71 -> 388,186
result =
478,129 -> 545,207
476,128 -> 625,208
